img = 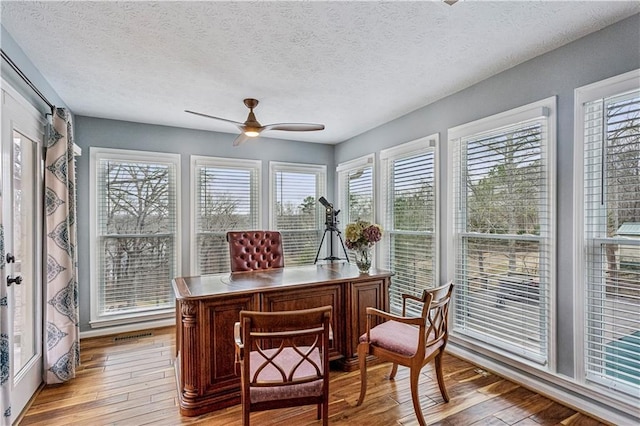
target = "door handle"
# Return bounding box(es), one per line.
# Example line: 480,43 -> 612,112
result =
6,275 -> 22,287
6,253 -> 15,264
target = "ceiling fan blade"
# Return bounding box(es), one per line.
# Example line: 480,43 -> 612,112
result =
233,133 -> 252,146
262,123 -> 325,132
185,110 -> 244,127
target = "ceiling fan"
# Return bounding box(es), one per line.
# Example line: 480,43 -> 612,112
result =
185,98 -> 325,146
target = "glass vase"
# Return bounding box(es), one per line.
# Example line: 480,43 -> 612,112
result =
354,246 -> 372,273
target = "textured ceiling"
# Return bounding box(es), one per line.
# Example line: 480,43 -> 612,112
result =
2,1 -> 639,144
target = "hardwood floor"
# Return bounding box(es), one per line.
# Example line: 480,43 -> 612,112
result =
19,327 -> 607,425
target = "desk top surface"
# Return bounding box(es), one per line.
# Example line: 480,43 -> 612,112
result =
172,262 -> 392,299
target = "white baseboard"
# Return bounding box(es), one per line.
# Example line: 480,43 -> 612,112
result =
447,344 -> 640,426
79,318 -> 175,339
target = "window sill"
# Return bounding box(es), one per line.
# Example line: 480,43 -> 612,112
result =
89,309 -> 175,329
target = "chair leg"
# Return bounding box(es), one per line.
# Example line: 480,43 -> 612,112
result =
389,362 -> 399,379
435,352 -> 450,402
322,400 -> 328,426
409,367 -> 426,426
317,403 -> 321,420
356,342 -> 368,406
243,404 -> 250,426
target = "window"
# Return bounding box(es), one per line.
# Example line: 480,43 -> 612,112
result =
575,70 -> 640,401
191,156 -> 261,274
337,155 -> 374,261
337,154 -> 375,224
449,97 -> 555,365
380,136 -> 438,314
90,148 -> 180,326
270,162 -> 326,266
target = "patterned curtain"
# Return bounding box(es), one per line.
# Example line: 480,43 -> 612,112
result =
44,108 -> 79,384
1,192 -> 10,425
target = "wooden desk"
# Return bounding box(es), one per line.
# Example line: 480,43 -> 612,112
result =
172,262 -> 392,416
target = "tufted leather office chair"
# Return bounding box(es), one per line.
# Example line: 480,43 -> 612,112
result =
226,231 -> 285,272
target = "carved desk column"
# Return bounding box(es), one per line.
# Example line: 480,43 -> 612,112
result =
179,300 -> 200,404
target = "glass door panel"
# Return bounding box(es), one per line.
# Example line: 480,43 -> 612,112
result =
12,130 -> 37,375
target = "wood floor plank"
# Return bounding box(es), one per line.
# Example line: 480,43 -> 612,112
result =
493,392 -> 554,424
21,391 -> 100,415
45,395 -> 160,425
20,394 -> 128,425
561,412 -> 606,426
17,326 -> 610,426
528,400 -> 579,425
95,375 -> 176,399
428,387 -> 541,426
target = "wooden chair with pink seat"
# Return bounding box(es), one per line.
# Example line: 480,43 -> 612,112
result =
234,306 -> 332,426
356,282 -> 454,426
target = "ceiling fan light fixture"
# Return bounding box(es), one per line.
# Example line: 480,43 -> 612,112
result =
244,128 -> 260,137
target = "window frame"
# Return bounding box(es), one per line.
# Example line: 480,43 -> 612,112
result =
379,135 -> 439,314
573,69 -> 640,406
189,155 -> 262,275
447,96 -> 557,369
89,147 -> 181,328
337,153 -> 376,225
269,161 -> 327,266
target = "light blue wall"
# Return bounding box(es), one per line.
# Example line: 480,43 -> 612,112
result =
74,116 -> 336,331
335,14 -> 640,379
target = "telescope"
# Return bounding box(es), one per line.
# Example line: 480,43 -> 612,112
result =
314,197 -> 349,263
318,196 -> 340,230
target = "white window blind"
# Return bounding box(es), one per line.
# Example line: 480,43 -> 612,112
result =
193,157 -> 261,274
380,138 -> 437,314
92,150 -> 179,323
451,100 -> 553,365
270,162 -> 326,266
583,88 -> 640,397
338,155 -> 374,224
338,155 -> 374,262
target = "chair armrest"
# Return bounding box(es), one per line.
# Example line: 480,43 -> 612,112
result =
401,292 -> 425,316
402,293 -> 424,303
234,322 -> 243,376
234,322 -> 243,355
365,307 -> 425,327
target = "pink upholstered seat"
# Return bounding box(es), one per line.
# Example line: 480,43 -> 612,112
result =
360,320 -> 443,359
234,306 -> 332,426
248,347 -> 324,403
357,282 -> 454,426
227,230 -> 284,272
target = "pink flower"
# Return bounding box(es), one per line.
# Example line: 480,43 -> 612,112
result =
363,225 -> 382,244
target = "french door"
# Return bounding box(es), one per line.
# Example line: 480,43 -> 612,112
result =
1,84 -> 45,423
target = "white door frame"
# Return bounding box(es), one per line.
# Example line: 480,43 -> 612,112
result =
1,79 -> 46,424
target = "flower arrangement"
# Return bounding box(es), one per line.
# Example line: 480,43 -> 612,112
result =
345,220 -> 382,273
345,220 -> 383,250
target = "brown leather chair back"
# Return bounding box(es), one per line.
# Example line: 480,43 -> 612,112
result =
226,231 -> 285,272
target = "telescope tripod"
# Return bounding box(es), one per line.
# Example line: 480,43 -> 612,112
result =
314,226 -> 350,264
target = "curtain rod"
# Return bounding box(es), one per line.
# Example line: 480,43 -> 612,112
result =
1,48 -> 55,111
